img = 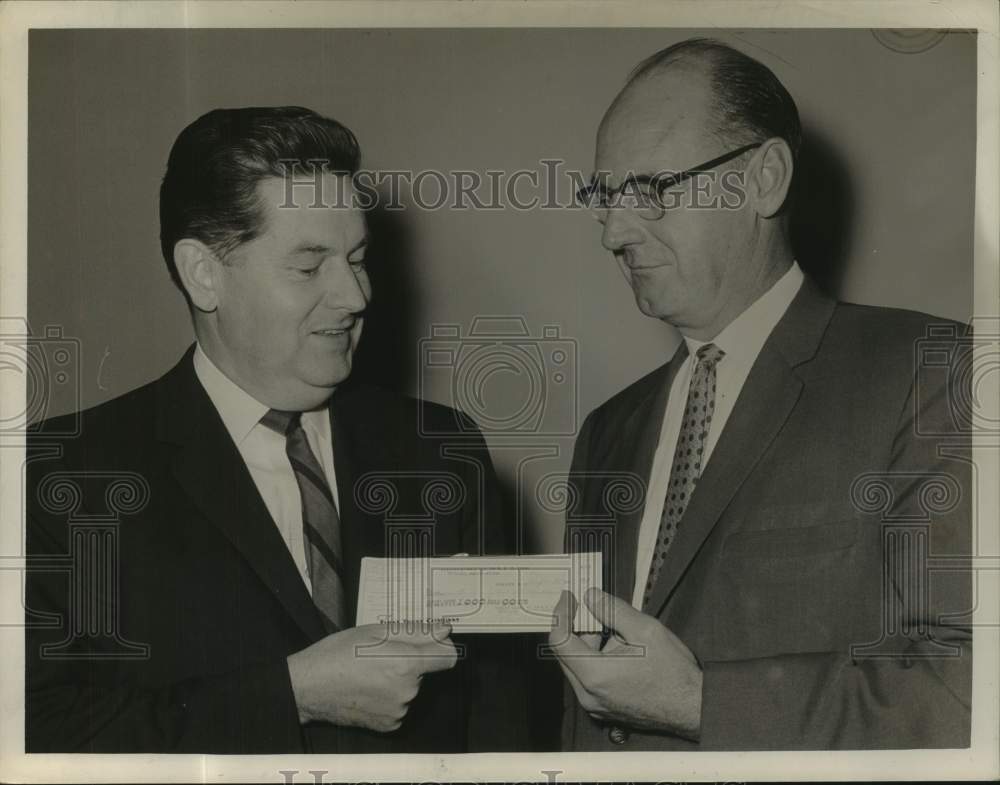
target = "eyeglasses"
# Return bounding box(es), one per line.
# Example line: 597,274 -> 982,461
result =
576,142 -> 761,220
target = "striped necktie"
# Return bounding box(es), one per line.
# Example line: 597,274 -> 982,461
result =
642,342 -> 725,610
260,408 -> 347,632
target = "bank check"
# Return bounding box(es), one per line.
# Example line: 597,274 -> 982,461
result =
356,552 -> 603,633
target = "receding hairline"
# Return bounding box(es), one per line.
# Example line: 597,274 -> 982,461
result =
628,38 -> 725,83
601,38 -> 801,157
598,58 -> 719,147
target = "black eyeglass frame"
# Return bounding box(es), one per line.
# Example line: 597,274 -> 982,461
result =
577,141 -> 762,218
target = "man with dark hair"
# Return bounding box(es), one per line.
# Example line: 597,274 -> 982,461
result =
158,106 -> 365,293
550,39 -> 971,750
26,106 -> 523,753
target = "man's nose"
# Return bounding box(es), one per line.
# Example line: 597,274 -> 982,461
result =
324,259 -> 369,314
600,207 -> 643,252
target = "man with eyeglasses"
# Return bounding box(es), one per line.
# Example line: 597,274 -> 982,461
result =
549,38 -> 971,750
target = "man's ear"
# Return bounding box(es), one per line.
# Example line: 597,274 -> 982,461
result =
173,239 -> 221,312
748,137 -> 794,219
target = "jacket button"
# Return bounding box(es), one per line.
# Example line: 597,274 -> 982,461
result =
608,725 -> 629,745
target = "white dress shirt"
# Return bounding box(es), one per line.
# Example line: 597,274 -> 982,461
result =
631,262 -> 805,607
193,344 -> 340,593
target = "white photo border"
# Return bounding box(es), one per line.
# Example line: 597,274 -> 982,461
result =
1,1 -> 997,782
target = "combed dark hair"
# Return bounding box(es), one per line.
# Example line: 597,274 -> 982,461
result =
159,106 -> 361,293
628,38 -> 802,165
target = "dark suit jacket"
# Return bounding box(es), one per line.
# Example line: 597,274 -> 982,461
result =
25,346 -> 526,753
563,278 -> 972,750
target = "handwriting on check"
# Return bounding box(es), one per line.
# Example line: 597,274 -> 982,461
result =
356,553 -> 603,633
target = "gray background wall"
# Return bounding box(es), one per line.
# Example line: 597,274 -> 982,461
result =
28,28 -> 976,553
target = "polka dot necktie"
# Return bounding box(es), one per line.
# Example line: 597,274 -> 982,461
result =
642,343 -> 725,610
260,409 -> 347,633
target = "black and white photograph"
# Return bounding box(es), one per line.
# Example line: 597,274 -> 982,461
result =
0,1 -> 997,782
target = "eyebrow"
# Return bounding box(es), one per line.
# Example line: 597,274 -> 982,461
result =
290,237 -> 369,256
292,244 -> 332,256
584,171 -> 662,192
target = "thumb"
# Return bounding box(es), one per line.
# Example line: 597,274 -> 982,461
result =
583,587 -> 646,640
548,589 -> 577,646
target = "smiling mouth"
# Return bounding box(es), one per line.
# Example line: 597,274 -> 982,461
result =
311,327 -> 351,336
624,259 -> 660,271
621,251 -> 668,271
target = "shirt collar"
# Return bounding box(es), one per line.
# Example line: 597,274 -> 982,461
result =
192,343 -> 269,446
193,344 -> 334,449
684,261 -> 805,363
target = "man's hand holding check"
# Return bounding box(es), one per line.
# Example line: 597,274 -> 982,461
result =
549,588 -> 703,740
287,622 -> 458,733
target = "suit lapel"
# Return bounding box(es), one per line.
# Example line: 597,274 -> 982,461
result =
587,342 -> 687,602
156,347 -> 327,642
642,346 -> 802,617
643,277 -> 837,618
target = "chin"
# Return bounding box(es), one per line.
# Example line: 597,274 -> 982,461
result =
634,292 -> 666,319
308,360 -> 353,389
